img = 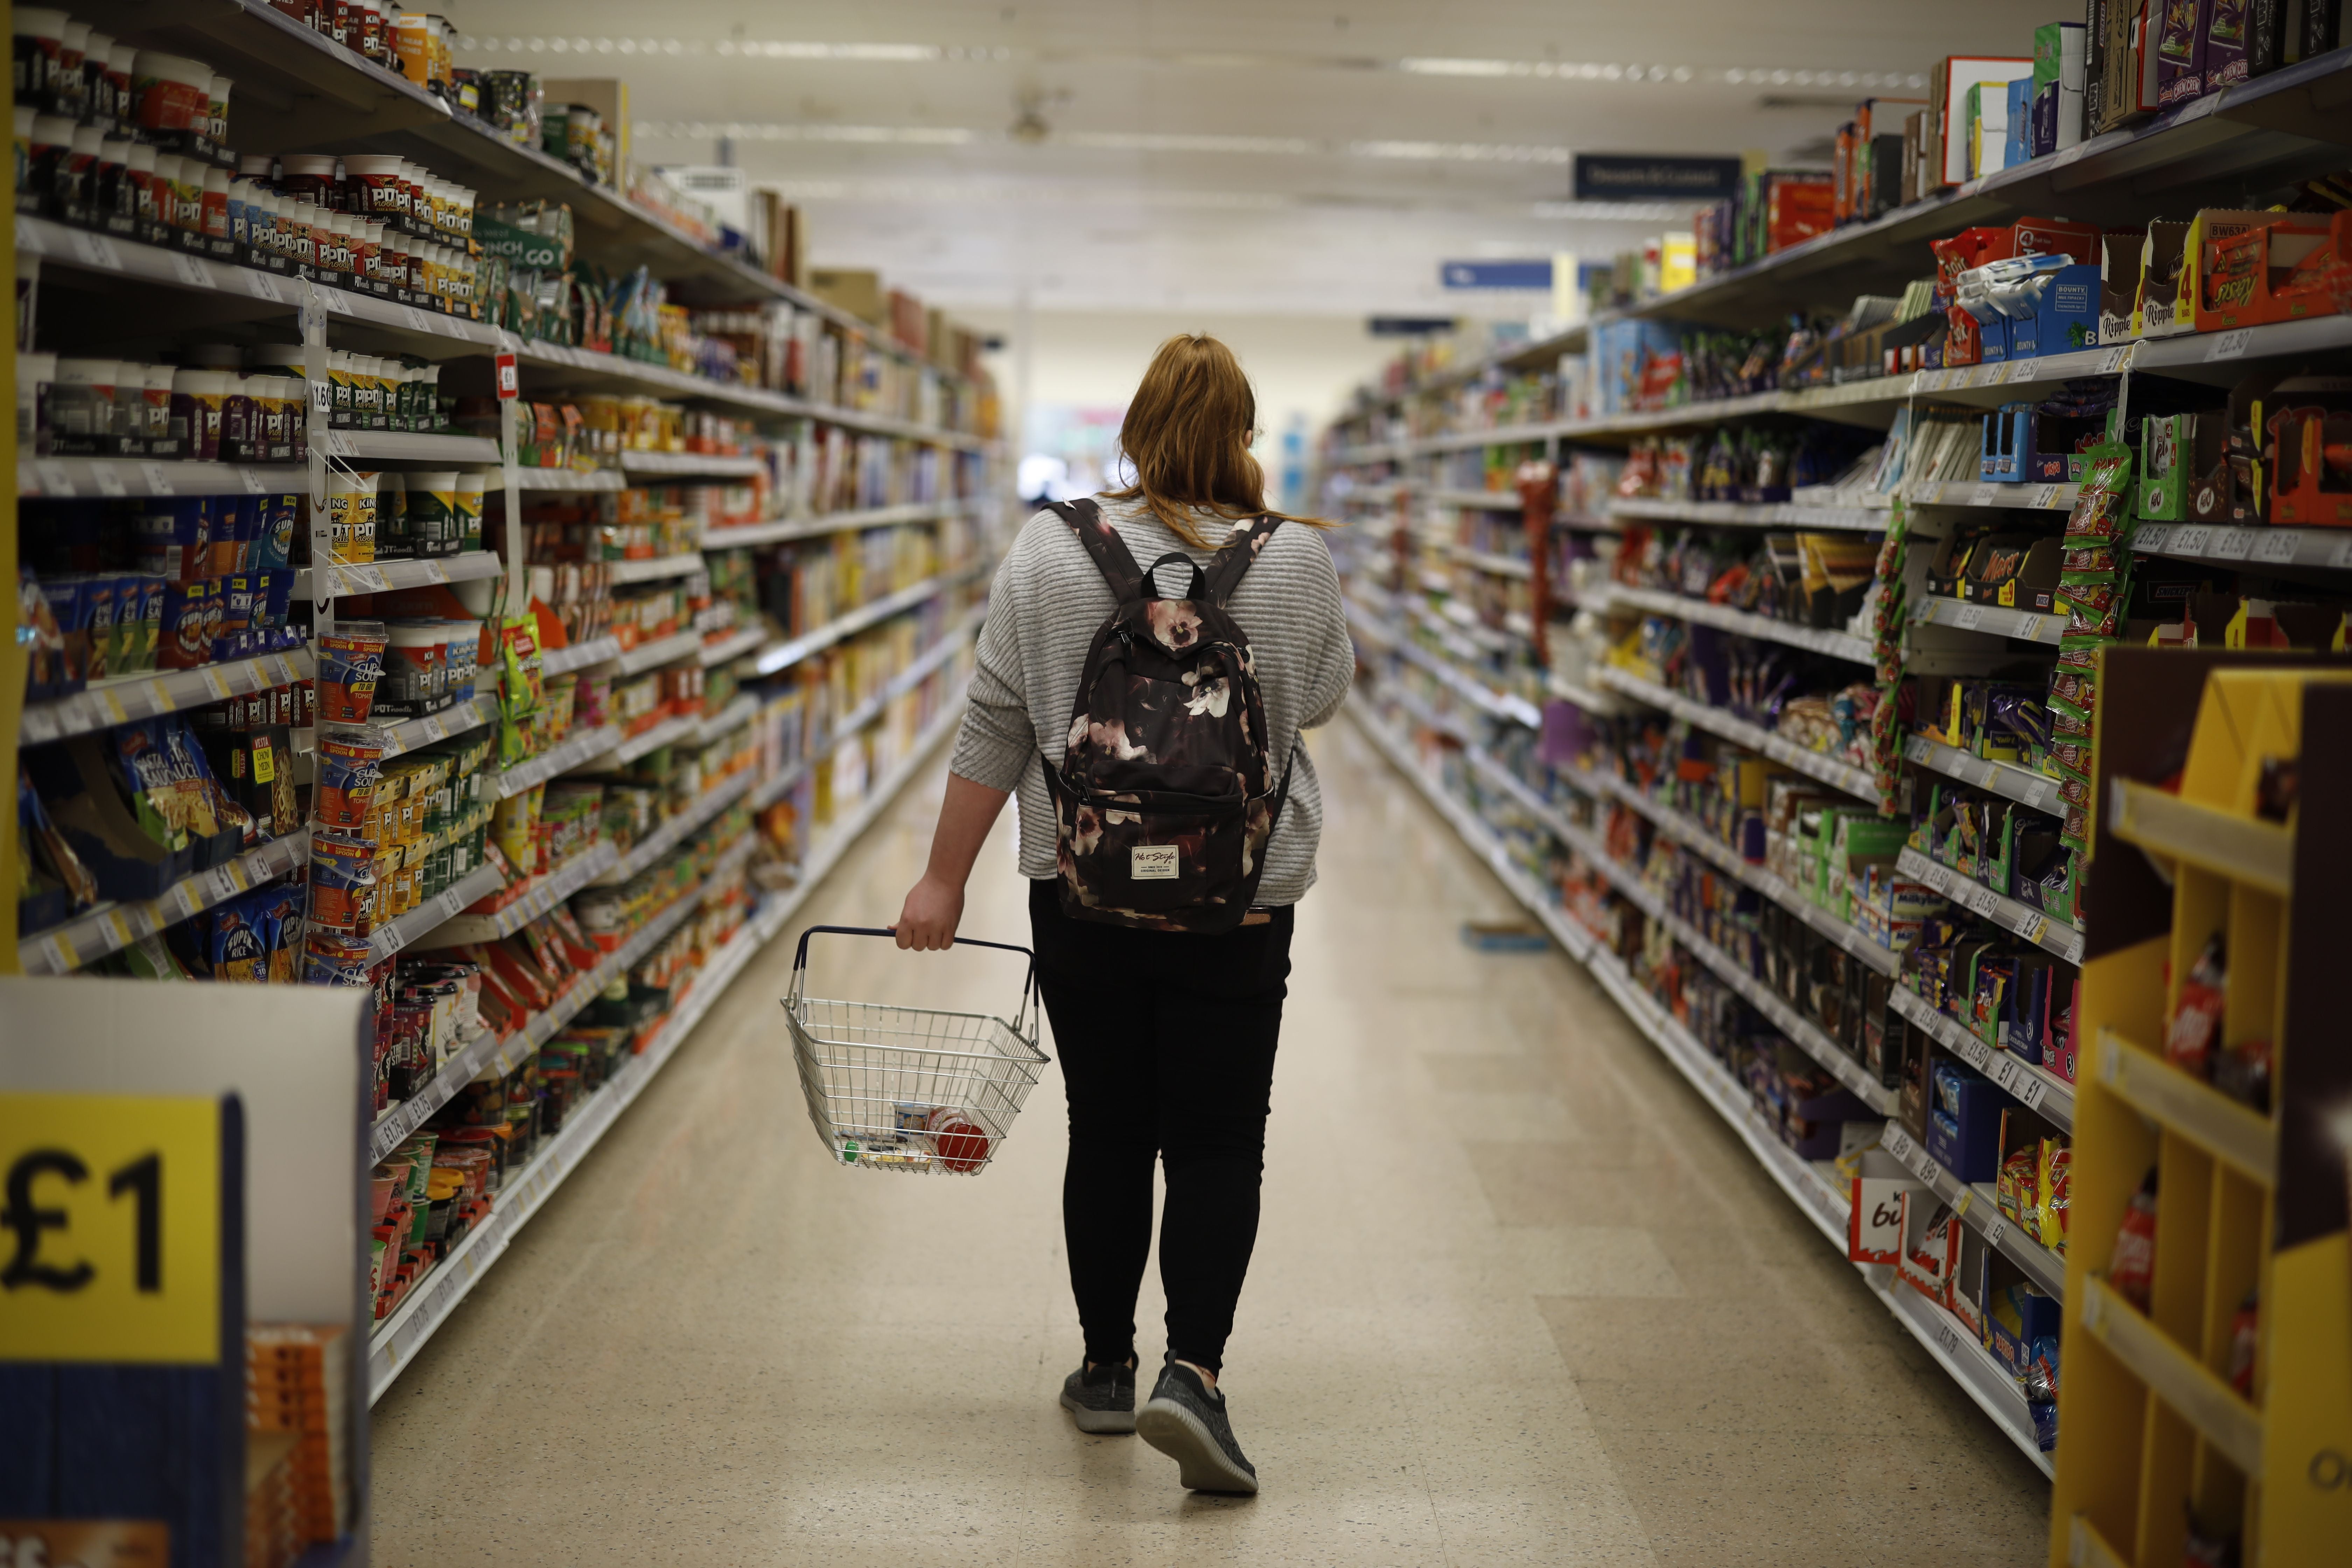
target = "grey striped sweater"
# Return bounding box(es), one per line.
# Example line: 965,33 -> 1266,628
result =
949,494 -> 1356,905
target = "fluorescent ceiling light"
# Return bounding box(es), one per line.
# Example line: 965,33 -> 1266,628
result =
638,122 -> 1576,165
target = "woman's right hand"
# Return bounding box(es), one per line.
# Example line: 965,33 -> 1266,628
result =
895,873 -> 965,950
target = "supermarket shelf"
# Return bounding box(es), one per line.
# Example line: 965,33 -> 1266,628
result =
1910,596 -> 2066,646
1546,673 -> 1627,716
617,450 -> 766,479
2108,779 -> 2294,897
294,550 -> 503,601
1878,1271 -> 2056,1480
693,694 -> 761,747
1351,702 -> 2056,1479
1904,735 -> 2066,817
19,456 -> 305,498
1377,621 -> 1543,727
1905,479 -> 2081,511
366,861 -> 507,962
542,636 -> 622,676
748,622 -> 980,810
413,843 -> 622,949
609,712 -> 703,766
1897,847 -> 2084,965
1889,987 -> 2076,1132
591,772 -> 757,890
17,829 -> 312,977
492,726 -> 620,799
295,696 -> 496,762
698,626 -> 768,668
19,648 -> 314,745
2078,1275 -> 2263,1477
1385,685 -> 1478,746
1595,666 -> 1880,801
369,1024 -> 506,1164
1427,488 -> 1525,511
320,429 -> 499,465
1608,496 -> 1893,534
368,691 -> 968,1402
1880,1120 -> 2067,1299
513,468 -> 625,493
702,496 -> 982,551
2093,1028 -> 2276,1186
1569,765 -> 1903,979
1445,544 -> 1533,580
754,570 -> 974,677
614,629 -> 704,677
1600,584 -> 1875,664
2134,520 -> 2352,572
607,553 -> 707,585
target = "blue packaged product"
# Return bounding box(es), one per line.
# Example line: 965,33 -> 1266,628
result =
135,496 -> 211,581
255,492 -> 298,570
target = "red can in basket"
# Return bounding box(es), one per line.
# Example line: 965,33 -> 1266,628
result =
927,1106 -> 991,1173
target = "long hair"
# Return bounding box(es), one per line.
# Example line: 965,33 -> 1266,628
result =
1101,333 -> 1330,549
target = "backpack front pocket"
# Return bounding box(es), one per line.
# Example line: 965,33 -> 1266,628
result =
1052,786 -> 1260,929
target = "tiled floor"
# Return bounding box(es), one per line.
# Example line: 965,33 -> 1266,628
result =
371,719 -> 2051,1565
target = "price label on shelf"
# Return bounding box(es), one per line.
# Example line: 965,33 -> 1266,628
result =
2012,1073 -> 2047,1112
99,910 -> 134,951
2016,911 -> 2049,945
401,305 -> 431,333
2137,524 -> 2175,553
1970,484 -> 1998,507
1963,882 -> 2002,919
92,465 -> 126,497
2174,526 -> 2212,557
2014,614 -> 2045,642
2204,327 -> 2254,362
341,563 -> 390,593
1951,1188 -> 1974,1217
2021,777 -> 2056,812
89,686 -> 130,725
2030,484 -> 2059,510
68,230 -> 123,270
34,459 -> 75,497
1954,603 -> 1985,631
2009,358 -> 2040,384
197,666 -> 231,703
245,270 -> 286,303
170,252 -> 214,289
167,881 -> 202,922
2098,343 -> 2130,373
438,885 -> 468,918
203,864 -> 243,905
2211,529 -> 2254,560
239,467 -> 268,494
375,920 -> 407,958
1917,1154 -> 1942,1188
320,289 -> 353,315
1982,1216 -> 2009,1250
2254,530 -> 2303,565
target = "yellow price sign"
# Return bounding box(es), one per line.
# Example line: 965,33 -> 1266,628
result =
0,1093 -> 222,1364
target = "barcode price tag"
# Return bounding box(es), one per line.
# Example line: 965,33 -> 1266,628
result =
1965,883 -> 2002,918
1952,1188 -> 1974,1217
1982,1216 -> 2009,1249
205,864 -> 243,903
37,934 -> 75,974
376,920 -> 407,958
90,686 -> 130,724
100,910 -> 134,950
35,459 -> 75,496
2009,358 -> 2040,384
1886,1127 -> 1913,1163
170,252 -> 214,289
2211,528 -> 2253,560
2204,327 -> 2254,362
2014,1073 -> 2046,1112
401,305 -> 430,332
2254,531 -> 2302,565
240,467 -> 268,494
1970,484 -> 1998,506
1954,603 -> 1985,631
169,881 -> 203,921
198,666 -> 231,702
2174,526 -> 2212,556
247,270 -> 286,303
2014,614 -> 2045,642
92,465 -> 127,497
2016,910 -> 2049,945
2030,484 -> 2059,509
69,231 -> 123,270
321,289 -> 353,315
1918,1155 -> 1942,1188
2098,343 -> 2130,373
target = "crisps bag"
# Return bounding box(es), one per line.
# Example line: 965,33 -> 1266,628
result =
1038,498 -> 1289,934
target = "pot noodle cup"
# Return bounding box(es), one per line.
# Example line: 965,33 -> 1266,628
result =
406,470 -> 458,555
327,468 -> 377,563
315,621 -> 388,726
307,834 -> 379,933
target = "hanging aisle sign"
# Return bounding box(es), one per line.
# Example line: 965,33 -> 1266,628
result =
1572,154 -> 1742,202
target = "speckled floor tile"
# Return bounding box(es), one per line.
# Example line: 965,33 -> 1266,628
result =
369,721 -> 2046,1565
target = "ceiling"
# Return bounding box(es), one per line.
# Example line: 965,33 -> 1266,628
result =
452,1 -> 2059,317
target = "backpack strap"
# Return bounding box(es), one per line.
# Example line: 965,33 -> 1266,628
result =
1203,514 -> 1285,604
1046,497 -> 1147,603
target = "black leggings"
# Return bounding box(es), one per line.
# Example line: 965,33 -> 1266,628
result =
1028,880 -> 1292,1375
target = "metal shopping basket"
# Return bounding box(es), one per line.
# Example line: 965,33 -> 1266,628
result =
785,925 -> 1051,1175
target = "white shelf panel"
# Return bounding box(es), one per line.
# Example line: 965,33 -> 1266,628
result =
608,712 -> 702,765
1897,847 -> 2084,965
368,693 -> 969,1401
366,861 -> 507,962
1909,597 -> 2066,645
20,649 -> 314,745
617,450 -> 766,478
492,726 -> 620,799
748,624 -> 978,809
614,630 -> 704,676
1607,496 -> 1893,534
1427,488 -> 1526,511
692,694 -> 762,747
542,636 -> 622,676
17,830 -> 312,976
607,553 -> 706,585
698,626 -> 767,668
321,430 -> 499,464
702,497 -> 978,551
1600,585 -> 1875,664
1879,1271 -> 2056,1480
1904,735 -> 2066,817
2134,520 -> 2352,572
1371,620 -> 1542,727
416,842 -> 623,948
752,570 -> 973,677
1905,479 -> 2081,511
294,550 -> 503,600
1595,667 -> 1880,801
513,468 -> 624,493
20,457 -> 306,498
1888,987 -> 2077,1132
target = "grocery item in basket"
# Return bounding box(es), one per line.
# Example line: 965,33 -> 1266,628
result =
316,621 -> 388,724
927,1106 -> 991,1173
840,1135 -> 931,1169
893,1101 -> 935,1132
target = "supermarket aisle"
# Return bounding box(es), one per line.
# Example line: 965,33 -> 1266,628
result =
371,719 -> 2048,1566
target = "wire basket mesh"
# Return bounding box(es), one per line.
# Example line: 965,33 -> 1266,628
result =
784,926 -> 1050,1175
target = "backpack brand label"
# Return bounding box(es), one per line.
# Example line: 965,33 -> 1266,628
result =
1130,845 -> 1180,881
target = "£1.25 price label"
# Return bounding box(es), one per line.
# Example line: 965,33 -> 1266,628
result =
0,1092 -> 224,1363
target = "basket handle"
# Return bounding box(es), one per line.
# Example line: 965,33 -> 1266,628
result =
787,924 -> 1040,1037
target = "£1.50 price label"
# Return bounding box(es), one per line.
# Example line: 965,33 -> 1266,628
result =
0,1092 -> 223,1363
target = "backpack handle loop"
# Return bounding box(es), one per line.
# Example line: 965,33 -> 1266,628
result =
1139,551 -> 1209,603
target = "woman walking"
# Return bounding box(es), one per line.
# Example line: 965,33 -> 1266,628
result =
895,333 -> 1353,1495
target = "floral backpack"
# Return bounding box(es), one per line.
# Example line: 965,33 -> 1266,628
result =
1038,497 -> 1290,933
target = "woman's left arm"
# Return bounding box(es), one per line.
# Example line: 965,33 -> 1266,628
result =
1293,535 -> 1355,729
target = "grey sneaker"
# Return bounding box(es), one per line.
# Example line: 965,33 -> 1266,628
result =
1135,1358 -> 1258,1494
1059,1360 -> 1136,1434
